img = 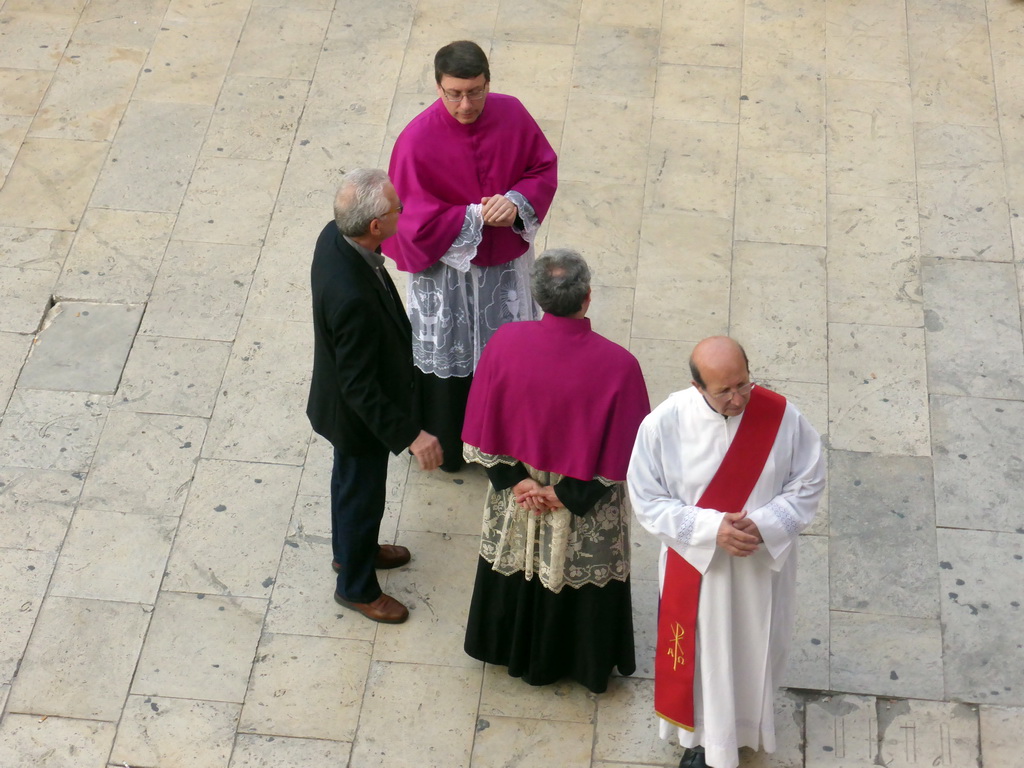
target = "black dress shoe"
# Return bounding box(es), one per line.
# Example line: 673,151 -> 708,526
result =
679,747 -> 706,768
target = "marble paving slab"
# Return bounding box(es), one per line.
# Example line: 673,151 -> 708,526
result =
0,332 -> 29,409
71,0 -> 170,48
930,394 -> 1024,533
490,40 -> 573,123
0,466 -> 82,551
923,257 -> 1024,400
593,677 -> 680,764
631,577 -> 657,679
494,0 -> 581,46
559,94 -> 654,186
203,76 -> 308,163
656,63 -> 740,124
400,462 -> 489,537
937,528 -> 1024,706
230,733 -> 352,767
0,263 -> 58,334
908,21 -> 998,127
735,148 -> 826,247
979,705 -> 1024,768
7,595 -> 150,720
19,301 -> 143,393
306,40 -> 406,127
239,632 -> 372,741
824,0 -> 910,83
0,226 -> 72,271
471,715 -> 595,768
228,6 -> 331,81
646,119 -> 738,218
740,71 -> 824,154
828,451 -> 938,619
0,389 -> 109,472
0,713 -> 115,768
133,19 -> 240,105
162,458 -> 300,597
787,533 -> 830,691
132,591 -> 266,703
0,10 -> 76,70
243,205 -> 322,323
741,690 -> 805,768
0,547 -> 56,684
111,694 -> 241,768
88,100 -> 212,213
479,662 -> 595,724
876,699 -> 980,768
805,694 -> 878,767
660,0 -> 743,68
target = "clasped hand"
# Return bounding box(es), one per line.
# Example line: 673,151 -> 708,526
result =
717,510 -> 762,557
512,478 -> 560,516
480,194 -> 517,227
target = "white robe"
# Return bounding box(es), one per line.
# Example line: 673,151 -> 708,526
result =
627,386 -> 824,768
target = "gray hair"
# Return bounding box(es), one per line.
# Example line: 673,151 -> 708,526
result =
334,168 -> 391,237
531,248 -> 591,316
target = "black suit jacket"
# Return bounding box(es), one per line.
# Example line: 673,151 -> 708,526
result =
306,221 -> 420,455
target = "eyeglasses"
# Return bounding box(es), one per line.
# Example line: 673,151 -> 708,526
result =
703,382 -> 755,402
440,86 -> 488,102
380,203 -> 404,217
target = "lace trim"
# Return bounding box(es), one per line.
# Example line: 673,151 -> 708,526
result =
766,498 -> 801,534
463,444 -> 520,468
440,203 -> 483,273
676,506 -> 698,547
505,190 -> 538,241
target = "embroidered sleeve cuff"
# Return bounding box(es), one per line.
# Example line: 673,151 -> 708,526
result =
505,190 -> 537,240
440,204 -> 483,272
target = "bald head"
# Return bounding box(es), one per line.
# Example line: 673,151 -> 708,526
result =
689,336 -> 752,416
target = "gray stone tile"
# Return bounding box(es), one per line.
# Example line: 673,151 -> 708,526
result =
909,21 -> 998,127
172,157 -> 286,246
645,119 -> 738,218
937,528 -> 1024,705
543,181 -> 643,288
0,268 -> 53,336
573,25 -> 658,100
114,335 -> 231,418
79,410 -> 204,515
825,0 -> 910,83
830,611 -> 944,700
631,577 -> 657,679
655,64 -> 740,125
471,715 -> 594,768
829,451 -> 938,619
349,660 -> 481,768
479,662 -> 595,723
877,699 -> 980,768
401,462 -> 488,536
827,323 -> 930,456
71,0 -> 169,48
50,509 -> 175,603
632,213 -> 731,342
89,100 -> 211,213
276,119 -> 386,210
163,458 -> 300,597
0,225 -> 72,270
979,705 -> 1024,768
239,633 -> 372,741
7,595 -> 150,719
229,6 -> 330,80
923,258 -> 1024,400
742,0 -> 825,79
826,195 -> 923,328
230,734 -> 352,767
164,0 -> 252,24
661,0 -> 743,68
372,531 -> 480,667
0,389 -> 109,472
0,137 -> 107,231
243,205 -> 322,323
629,338 -> 695,412
0,466 -> 82,551
132,591 -> 266,703
0,10 -> 76,70
825,79 -> 915,199
304,40 -> 405,126
931,394 -> 1024,533
915,122 -> 1011,262
740,71 -> 825,154
494,0 -> 581,44
0,115 -> 31,186
731,241 -> 828,384
735,148 -> 826,247
805,694 -> 878,767
488,40 -> 573,124
54,208 -> 176,303
559,94 -> 653,186
139,240 -> 260,341
202,318 -> 311,465
0,713 -> 116,768
0,332 -> 29,409
786,534 -> 829,691
112,695 -> 241,768
589,284 -> 635,349
593,677 -> 680,764
203,75 -> 309,162
133,19 -> 239,105
18,301 -> 143,393
28,41 -> 145,141
0,547 -> 55,683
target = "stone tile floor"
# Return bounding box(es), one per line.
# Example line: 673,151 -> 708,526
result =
1,0 -> 1022,766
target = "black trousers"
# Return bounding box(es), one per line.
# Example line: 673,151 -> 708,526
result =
419,371 -> 473,470
330,446 -> 388,602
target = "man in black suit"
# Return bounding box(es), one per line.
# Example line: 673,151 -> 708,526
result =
307,168 -> 443,624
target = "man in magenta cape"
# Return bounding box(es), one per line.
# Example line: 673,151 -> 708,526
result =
460,248 -> 650,693
384,40 -> 558,471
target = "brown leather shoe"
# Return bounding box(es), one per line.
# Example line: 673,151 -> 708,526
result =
334,592 -> 409,624
330,544 -> 411,574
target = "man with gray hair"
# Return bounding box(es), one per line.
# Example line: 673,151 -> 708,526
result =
307,168 -> 442,625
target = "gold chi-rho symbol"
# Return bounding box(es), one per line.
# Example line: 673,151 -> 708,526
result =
666,622 -> 685,671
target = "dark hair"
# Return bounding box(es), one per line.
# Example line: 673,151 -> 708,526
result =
689,342 -> 750,389
531,248 -> 591,317
434,40 -> 490,84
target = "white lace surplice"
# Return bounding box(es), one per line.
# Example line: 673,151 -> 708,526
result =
407,193 -> 540,378
465,445 -> 630,595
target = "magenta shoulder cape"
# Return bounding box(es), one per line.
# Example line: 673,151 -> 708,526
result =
462,314 -> 651,481
384,94 -> 558,274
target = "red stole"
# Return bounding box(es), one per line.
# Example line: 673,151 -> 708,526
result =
654,385 -> 787,730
